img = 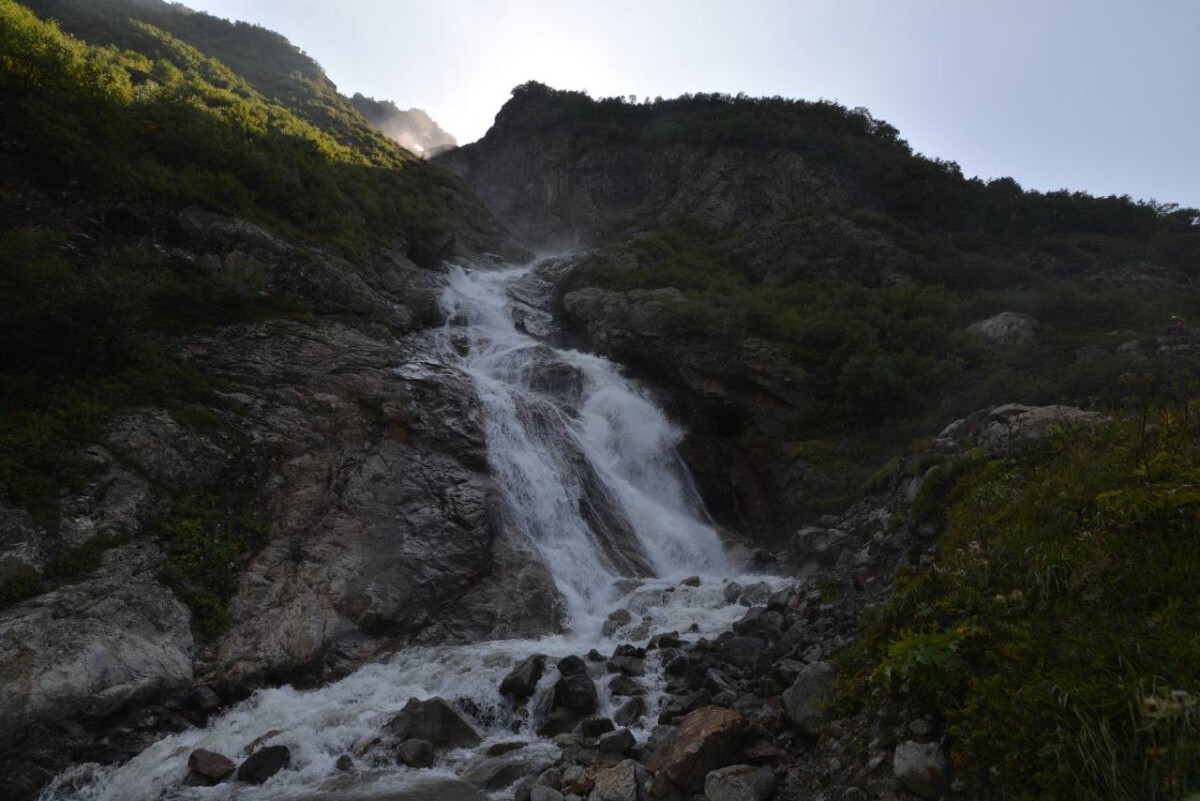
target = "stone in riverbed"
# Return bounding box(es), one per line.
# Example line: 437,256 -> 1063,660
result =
185,748 -> 235,785
236,744 -> 290,784
554,674 -> 598,715
500,654 -> 546,701
397,738 -> 435,767
385,697 -> 482,751
598,728 -> 636,755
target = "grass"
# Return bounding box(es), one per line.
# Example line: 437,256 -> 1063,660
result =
842,394 -> 1200,800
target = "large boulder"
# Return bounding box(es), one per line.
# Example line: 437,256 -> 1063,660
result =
237,744 -> 290,784
966,311 -> 1035,346
0,542 -> 193,751
499,654 -> 547,701
554,674 -> 599,715
385,697 -> 482,752
186,748 -> 236,786
590,758 -> 648,801
458,754 -> 554,791
893,740 -> 951,799
646,706 -> 757,794
704,764 -> 777,801
974,404 -> 1106,456
780,661 -> 836,735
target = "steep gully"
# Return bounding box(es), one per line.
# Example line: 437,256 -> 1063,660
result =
39,258 -> 789,800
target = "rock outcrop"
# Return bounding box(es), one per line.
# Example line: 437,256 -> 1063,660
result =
0,203 -> 543,796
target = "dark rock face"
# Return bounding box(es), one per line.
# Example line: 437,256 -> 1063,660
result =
386,697 -> 483,752
0,201 -> 550,795
237,744 -> 290,784
556,276 -> 826,544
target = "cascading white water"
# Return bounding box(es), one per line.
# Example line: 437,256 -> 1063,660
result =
438,264 -> 728,629
41,260 -> 779,801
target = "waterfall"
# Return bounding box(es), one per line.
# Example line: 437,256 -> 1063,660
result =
438,264 -> 728,629
40,260 -> 777,801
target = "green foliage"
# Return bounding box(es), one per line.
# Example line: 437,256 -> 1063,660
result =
0,227 -> 260,519
501,82 -> 1199,259
0,531 -> 132,612
0,564 -> 45,609
850,399 -> 1200,799
875,629 -> 969,706
2,0 -> 492,261
155,496 -> 269,639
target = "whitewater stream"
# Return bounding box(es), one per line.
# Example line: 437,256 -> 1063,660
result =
42,261 -> 784,801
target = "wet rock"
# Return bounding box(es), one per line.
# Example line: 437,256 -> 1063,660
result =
237,744 -> 290,784
554,674 -> 599,715
704,764 -> 776,801
581,717 -> 616,737
485,741 -> 527,757
557,655 -> 589,677
397,738 -> 435,767
530,786 -> 566,801
186,748 -> 235,785
459,754 -> 554,791
647,632 -> 683,650
607,656 -> 645,677
609,675 -> 647,697
189,685 -> 223,713
537,707 -> 582,738
335,754 -> 353,771
614,697 -> 647,727
500,655 -> 547,701
737,582 -> 772,607
386,697 -> 482,751
893,740 -> 951,799
598,728 -> 636,755
602,609 -> 633,637
646,706 -> 757,794
781,661 -> 835,735
590,758 -> 647,801
680,576 -> 701,587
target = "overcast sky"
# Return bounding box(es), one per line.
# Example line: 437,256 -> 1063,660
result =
186,0 -> 1199,208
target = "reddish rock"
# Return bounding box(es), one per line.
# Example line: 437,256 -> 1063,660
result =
185,748 -> 235,785
646,706 -> 757,794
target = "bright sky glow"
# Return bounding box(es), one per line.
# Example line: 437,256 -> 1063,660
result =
185,0 -> 1200,207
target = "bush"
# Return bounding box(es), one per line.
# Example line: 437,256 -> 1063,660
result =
851,400 -> 1200,799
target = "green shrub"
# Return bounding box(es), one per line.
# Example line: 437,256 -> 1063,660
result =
851,400 -> 1200,799
154,496 -> 269,638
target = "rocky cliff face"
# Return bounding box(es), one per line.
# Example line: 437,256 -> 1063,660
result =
0,199 -> 557,797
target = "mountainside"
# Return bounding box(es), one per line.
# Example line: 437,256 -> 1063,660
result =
352,94 -> 458,157
442,80 -> 1200,538
0,3 -> 536,795
1,9 -> 1198,800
